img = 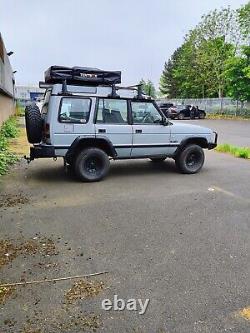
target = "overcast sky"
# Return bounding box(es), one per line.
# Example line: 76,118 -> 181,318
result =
0,0 -> 247,87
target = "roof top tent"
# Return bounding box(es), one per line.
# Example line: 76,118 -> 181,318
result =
44,66 -> 121,86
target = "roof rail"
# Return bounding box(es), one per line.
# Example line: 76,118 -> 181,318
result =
116,84 -> 149,99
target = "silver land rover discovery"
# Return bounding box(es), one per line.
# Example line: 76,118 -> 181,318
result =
25,66 -> 217,182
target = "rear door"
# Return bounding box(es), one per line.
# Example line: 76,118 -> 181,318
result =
131,101 -> 174,157
95,98 -> 132,158
53,96 -> 95,148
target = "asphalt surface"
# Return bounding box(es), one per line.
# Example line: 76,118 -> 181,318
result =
0,120 -> 249,333
183,119 -> 250,147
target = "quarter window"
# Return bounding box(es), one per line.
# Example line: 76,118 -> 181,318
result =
96,99 -> 128,124
131,102 -> 162,124
59,98 -> 91,123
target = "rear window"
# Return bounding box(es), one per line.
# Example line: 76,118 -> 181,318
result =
59,98 -> 91,123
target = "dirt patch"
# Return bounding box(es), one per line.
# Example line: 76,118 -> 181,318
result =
0,239 -> 19,267
9,127 -> 30,157
238,307 -> 250,320
53,314 -> 101,332
21,326 -> 42,333
0,236 -> 58,268
0,193 -> 29,208
0,285 -> 15,304
65,279 -> 104,303
20,313 -> 100,333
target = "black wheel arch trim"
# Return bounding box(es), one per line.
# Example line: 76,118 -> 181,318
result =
174,137 -> 210,157
65,135 -> 117,163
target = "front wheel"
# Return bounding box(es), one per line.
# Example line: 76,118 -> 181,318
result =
74,148 -> 110,182
175,144 -> 204,174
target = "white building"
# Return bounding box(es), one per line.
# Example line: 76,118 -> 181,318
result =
15,85 -> 45,107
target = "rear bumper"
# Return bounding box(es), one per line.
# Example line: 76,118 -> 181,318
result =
29,144 -> 55,160
208,132 -> 218,150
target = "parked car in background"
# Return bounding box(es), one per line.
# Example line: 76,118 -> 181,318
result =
164,104 -> 206,120
158,102 -> 174,114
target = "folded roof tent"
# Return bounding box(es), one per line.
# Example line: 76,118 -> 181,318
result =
44,66 -> 121,86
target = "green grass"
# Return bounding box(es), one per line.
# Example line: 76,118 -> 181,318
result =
0,117 -> 19,175
216,144 -> 250,159
207,113 -> 250,120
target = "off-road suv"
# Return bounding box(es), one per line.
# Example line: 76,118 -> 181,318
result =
25,66 -> 217,182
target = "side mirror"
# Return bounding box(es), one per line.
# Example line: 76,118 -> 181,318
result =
161,117 -> 168,126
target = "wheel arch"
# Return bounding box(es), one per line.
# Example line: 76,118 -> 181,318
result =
174,137 -> 208,157
65,136 -> 117,164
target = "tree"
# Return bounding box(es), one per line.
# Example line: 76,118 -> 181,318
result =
159,48 -> 182,97
159,5 -> 242,98
225,46 -> 250,104
139,79 -> 156,98
237,2 -> 250,43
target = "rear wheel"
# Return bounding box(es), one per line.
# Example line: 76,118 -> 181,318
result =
198,112 -> 205,119
178,112 -> 185,120
150,157 -> 166,162
175,144 -> 204,174
74,148 -> 110,182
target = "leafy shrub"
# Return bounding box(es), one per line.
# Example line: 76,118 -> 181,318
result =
0,117 -> 19,138
0,116 -> 19,175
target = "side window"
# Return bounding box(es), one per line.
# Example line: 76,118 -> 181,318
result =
59,98 -> 91,123
96,99 -> 128,124
131,102 -> 162,124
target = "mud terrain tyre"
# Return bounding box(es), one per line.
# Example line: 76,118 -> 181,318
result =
75,148 -> 110,182
175,144 -> 204,174
25,104 -> 43,143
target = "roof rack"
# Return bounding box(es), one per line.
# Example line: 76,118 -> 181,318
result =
41,66 -> 150,100
116,84 -> 145,99
44,66 -> 121,86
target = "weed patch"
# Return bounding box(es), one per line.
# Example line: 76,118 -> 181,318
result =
0,116 -> 19,175
216,144 -> 250,159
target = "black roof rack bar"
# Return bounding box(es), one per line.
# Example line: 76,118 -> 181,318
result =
39,81 -> 53,89
116,84 -> 145,99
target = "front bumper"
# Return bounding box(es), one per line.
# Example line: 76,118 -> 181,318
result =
208,132 -> 218,150
29,144 -> 56,161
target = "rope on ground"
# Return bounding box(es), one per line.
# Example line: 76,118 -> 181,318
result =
0,271 -> 108,288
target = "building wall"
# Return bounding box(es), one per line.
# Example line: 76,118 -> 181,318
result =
0,32 -> 15,126
0,93 -> 15,124
15,85 -> 44,107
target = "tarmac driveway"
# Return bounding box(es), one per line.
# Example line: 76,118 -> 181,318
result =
183,119 -> 250,147
0,120 -> 249,333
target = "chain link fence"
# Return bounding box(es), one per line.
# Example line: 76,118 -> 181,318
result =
157,98 -> 250,117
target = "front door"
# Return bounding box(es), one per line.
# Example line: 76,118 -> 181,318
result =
95,98 -> 132,158
131,101 -> 174,157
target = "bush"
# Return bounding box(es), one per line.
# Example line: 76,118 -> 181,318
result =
0,116 -> 19,175
0,117 -> 19,138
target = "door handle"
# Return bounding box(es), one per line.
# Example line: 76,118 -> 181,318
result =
98,129 -> 106,133
135,129 -> 142,134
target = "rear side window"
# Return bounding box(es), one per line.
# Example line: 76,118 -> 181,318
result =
59,98 -> 91,123
96,98 -> 128,124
